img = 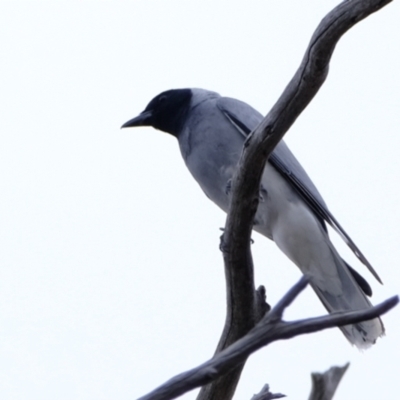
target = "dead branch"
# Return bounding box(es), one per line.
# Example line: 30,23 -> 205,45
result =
137,277 -> 398,400
251,362 -> 349,400
201,0 -> 393,398
308,363 -> 350,400
251,384 -> 286,400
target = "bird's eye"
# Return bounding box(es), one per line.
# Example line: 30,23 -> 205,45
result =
158,95 -> 167,103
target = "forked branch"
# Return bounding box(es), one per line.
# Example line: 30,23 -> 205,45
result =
137,277 -> 398,400
202,0 -> 394,398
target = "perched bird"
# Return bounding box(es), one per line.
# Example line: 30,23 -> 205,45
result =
122,88 -> 383,348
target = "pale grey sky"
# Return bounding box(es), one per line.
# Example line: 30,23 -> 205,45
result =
0,1 -> 399,399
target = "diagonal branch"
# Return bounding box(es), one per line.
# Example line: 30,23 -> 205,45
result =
137,278 -> 398,400
201,0 -> 393,398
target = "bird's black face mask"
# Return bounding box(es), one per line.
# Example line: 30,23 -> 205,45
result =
121,89 -> 192,137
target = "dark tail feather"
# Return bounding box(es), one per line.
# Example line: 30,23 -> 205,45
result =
344,260 -> 372,297
311,248 -> 384,349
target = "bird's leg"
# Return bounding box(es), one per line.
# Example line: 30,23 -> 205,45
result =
225,179 -> 232,195
259,184 -> 267,202
243,131 -> 254,147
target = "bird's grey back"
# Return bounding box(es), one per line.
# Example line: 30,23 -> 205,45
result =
215,94 -> 328,208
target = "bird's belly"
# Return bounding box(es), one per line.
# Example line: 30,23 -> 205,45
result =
253,163 -> 300,240
184,143 -> 303,242
183,141 -> 241,212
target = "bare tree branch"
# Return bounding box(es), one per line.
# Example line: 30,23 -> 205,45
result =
251,363 -> 349,400
308,363 -> 350,400
137,278 -> 398,400
200,0 -> 393,398
251,384 -> 286,400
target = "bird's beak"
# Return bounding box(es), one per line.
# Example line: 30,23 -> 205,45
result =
121,110 -> 153,129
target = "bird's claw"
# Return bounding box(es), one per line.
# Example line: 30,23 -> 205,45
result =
259,184 -> 267,202
225,179 -> 232,195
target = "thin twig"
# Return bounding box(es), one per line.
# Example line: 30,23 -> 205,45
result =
268,276 -> 310,320
251,384 -> 286,400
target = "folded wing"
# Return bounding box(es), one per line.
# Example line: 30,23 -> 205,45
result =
217,96 -> 382,284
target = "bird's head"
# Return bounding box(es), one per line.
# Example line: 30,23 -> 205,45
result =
121,89 -> 192,137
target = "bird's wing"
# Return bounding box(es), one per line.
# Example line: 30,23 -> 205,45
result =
217,96 -> 382,284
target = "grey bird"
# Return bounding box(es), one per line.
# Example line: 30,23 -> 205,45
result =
122,88 -> 384,348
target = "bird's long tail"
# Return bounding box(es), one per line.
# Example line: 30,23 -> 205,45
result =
270,202 -> 384,349
309,241 -> 384,349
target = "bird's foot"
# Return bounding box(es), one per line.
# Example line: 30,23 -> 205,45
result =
225,179 -> 232,195
259,184 -> 267,202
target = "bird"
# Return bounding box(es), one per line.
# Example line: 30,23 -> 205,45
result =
121,88 -> 384,348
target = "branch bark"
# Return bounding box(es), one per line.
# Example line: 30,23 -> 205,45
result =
200,0 -> 393,398
250,363 -> 350,400
251,384 -> 286,400
308,363 -> 350,400
137,278 -> 398,400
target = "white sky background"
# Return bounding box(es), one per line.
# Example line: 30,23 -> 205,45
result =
0,1 -> 399,399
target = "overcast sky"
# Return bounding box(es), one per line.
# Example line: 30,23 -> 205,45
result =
0,1 -> 399,399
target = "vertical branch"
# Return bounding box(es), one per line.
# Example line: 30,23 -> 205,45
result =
308,363 -> 350,400
196,1 -> 393,399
